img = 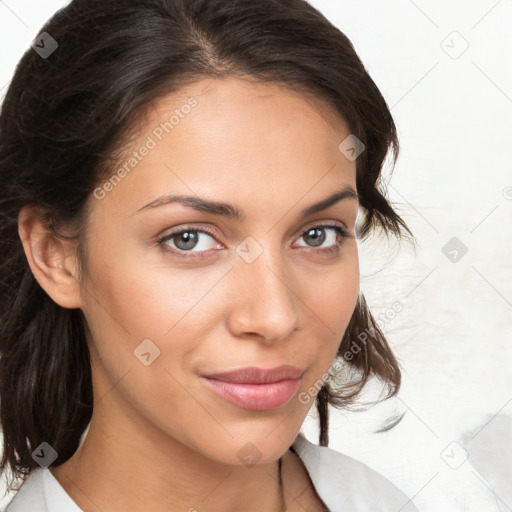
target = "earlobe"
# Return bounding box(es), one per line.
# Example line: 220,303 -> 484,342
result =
17,205 -> 83,309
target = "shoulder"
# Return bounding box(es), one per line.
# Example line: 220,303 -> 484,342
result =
292,433 -> 419,512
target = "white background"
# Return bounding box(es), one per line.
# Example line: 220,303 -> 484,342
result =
1,1 -> 511,510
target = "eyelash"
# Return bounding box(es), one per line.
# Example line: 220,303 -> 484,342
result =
156,223 -> 350,260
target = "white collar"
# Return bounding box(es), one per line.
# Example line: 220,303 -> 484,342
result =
291,432 -> 418,512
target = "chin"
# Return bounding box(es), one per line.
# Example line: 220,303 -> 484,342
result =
207,432 -> 295,467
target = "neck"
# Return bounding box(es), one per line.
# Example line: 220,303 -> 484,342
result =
51,403 -> 290,512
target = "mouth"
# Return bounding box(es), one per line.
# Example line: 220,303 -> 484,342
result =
200,365 -> 304,411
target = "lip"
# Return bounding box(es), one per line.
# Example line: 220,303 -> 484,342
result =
202,365 -> 304,384
200,365 -> 304,411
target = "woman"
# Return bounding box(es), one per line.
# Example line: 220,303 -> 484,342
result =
0,0 -> 418,510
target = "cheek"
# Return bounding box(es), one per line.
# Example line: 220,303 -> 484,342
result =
79,241 -> 228,438
82,229 -> 222,340
298,244 -> 359,334
79,237 -> 236,412
296,245 -> 360,372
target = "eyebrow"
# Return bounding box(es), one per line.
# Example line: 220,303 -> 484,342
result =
134,185 -> 358,220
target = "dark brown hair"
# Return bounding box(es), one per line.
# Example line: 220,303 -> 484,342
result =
0,0 -> 414,489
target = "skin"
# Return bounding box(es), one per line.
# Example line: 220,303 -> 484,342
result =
18,76 -> 360,512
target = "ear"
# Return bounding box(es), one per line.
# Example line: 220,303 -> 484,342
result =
17,205 -> 84,309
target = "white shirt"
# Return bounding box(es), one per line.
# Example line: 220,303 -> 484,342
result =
4,433 -> 418,512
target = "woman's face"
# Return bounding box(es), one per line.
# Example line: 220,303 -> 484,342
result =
79,76 -> 360,465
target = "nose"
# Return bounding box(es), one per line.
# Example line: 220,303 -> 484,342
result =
226,248 -> 300,343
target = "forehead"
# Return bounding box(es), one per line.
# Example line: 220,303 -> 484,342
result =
92,76 -> 356,220
146,75 -> 349,132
